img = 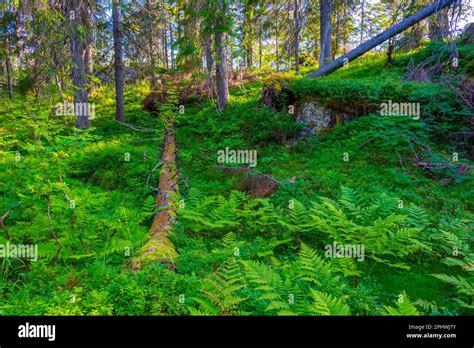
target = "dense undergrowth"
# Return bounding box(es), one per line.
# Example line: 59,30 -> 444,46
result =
0,43 -> 473,315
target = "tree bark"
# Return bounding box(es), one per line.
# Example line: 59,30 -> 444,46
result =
113,0 -> 125,123
360,0 -> 365,44
308,0 -> 456,78
0,61 -> 3,99
145,0 -> 157,87
84,3 -> 94,95
68,0 -> 90,128
5,51 -> 13,100
204,36 -> 213,75
128,117 -> 178,270
215,30 -> 228,111
169,23 -> 175,68
163,28 -> 169,68
214,0 -> 229,112
247,42 -> 253,70
294,0 -> 300,72
429,8 -> 449,41
243,2 -> 254,70
84,39 -> 93,94
319,0 -> 333,67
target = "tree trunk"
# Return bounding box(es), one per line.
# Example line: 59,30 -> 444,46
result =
215,30 -> 228,111
147,32 -> 157,87
214,0 -> 228,112
319,0 -> 333,67
145,0 -> 157,87
308,0 -> 456,78
333,9 -> 340,60
429,8 -> 449,41
169,23 -> 175,69
247,43 -> 253,70
0,61 -> 4,99
163,28 -> 169,68
205,36 -> 213,75
68,0 -> 90,128
360,0 -> 365,44
128,111 -> 179,270
5,51 -> 13,100
243,2 -> 254,71
275,35 -> 279,71
84,37 -> 93,95
113,0 -> 125,123
84,3 -> 94,95
294,0 -> 300,72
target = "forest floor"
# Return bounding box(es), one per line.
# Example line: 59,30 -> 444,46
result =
0,42 -> 473,315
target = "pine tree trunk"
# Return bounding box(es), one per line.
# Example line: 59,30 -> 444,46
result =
247,43 -> 253,70
113,0 -> 125,123
84,37 -> 93,94
169,23 -> 175,69
275,36 -> 279,71
243,2 -> 254,71
214,0 -> 228,112
205,36 -> 213,74
360,0 -> 365,44
429,8 -> 449,41
215,30 -> 228,111
84,3 -> 94,95
294,0 -> 300,72
5,52 -> 13,100
163,28 -> 169,68
309,0 -> 456,78
0,61 -> 4,99
319,0 -> 333,67
68,0 -> 90,129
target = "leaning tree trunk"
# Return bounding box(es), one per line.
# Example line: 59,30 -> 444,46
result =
319,0 -> 333,67
68,0 -> 90,129
308,0 -> 456,78
112,0 -> 125,123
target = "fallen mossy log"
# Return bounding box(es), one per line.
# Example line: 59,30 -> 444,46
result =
127,125 -> 179,271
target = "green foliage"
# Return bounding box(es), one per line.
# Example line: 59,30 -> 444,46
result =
189,258 -> 248,315
383,291 -> 420,316
189,243 -> 350,316
179,188 -> 280,237
283,187 -> 430,272
1,42 -> 473,317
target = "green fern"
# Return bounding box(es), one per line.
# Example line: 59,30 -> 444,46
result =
189,259 -> 248,315
308,289 -> 351,315
383,291 -> 420,315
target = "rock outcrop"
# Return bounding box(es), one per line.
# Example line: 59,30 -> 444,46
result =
295,99 -> 356,135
